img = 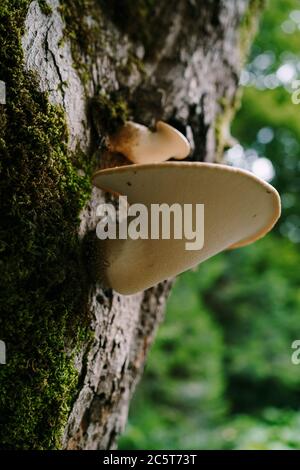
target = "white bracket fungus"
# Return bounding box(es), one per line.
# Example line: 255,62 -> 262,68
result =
92,121 -> 281,295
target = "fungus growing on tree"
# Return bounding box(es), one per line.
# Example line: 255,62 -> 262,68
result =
93,160 -> 281,295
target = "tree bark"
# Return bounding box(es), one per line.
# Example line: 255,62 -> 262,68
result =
0,0 -> 262,450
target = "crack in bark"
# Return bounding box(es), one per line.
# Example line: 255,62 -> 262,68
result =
44,24 -> 66,108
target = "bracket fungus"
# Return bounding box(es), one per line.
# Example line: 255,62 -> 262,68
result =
107,120 -> 191,163
92,161 -> 281,295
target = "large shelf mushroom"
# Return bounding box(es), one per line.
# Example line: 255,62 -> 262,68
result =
92,122 -> 281,295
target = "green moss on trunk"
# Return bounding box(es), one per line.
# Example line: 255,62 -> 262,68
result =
38,0 -> 52,15
0,1 -> 93,449
239,0 -> 266,61
214,0 -> 266,159
59,0 -> 104,85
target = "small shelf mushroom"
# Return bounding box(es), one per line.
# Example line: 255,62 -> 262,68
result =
92,162 -> 281,295
107,121 -> 191,163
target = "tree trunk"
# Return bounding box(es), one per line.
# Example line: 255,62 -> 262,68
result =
0,0 -> 262,450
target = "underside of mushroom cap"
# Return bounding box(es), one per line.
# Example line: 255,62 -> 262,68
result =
92,162 -> 281,295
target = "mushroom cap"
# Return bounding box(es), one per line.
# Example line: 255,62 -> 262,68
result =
92,162 -> 281,295
108,121 -> 190,164
155,121 -> 190,160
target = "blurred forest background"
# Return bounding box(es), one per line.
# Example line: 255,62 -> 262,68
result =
120,0 -> 300,450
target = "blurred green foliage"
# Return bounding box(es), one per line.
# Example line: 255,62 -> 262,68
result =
120,0 -> 300,450
233,0 -> 300,239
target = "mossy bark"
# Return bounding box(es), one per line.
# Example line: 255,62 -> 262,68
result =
0,0 -> 261,450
